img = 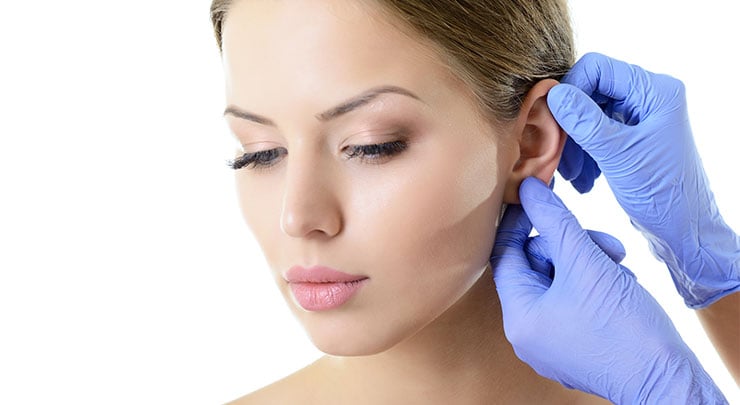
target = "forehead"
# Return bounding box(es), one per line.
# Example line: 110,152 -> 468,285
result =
220,0 -> 463,113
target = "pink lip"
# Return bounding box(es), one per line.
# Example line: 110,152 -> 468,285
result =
286,266 -> 369,311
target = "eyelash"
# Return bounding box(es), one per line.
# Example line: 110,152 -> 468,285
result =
227,140 -> 408,171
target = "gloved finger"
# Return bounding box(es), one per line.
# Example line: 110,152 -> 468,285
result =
557,136 -> 584,182
547,84 -> 625,164
586,230 -> 626,264
562,52 -> 653,125
557,136 -> 601,193
523,229 -> 626,281
518,177 -> 619,282
491,204 -> 531,253
490,204 -> 533,275
570,153 -> 600,194
522,236 -> 553,280
491,205 -> 550,307
561,52 -> 636,104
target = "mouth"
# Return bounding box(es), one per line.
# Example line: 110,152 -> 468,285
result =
285,265 -> 369,311
289,278 -> 369,311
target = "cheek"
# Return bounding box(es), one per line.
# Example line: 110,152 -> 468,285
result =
234,138 -> 505,282
349,140 -> 503,292
232,141 -> 506,355
234,172 -> 284,267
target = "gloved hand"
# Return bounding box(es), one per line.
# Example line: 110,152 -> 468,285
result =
549,52 -> 740,308
491,177 -> 727,404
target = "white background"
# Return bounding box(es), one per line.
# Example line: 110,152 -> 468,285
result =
0,1 -> 737,403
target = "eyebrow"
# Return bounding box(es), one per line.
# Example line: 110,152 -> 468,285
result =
223,85 -> 423,126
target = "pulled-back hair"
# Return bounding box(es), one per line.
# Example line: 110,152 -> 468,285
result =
210,0 -> 574,122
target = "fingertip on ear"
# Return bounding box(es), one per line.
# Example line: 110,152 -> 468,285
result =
503,173 -> 556,204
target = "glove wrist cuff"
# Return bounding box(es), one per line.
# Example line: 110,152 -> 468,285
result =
621,348 -> 728,405
643,222 -> 740,309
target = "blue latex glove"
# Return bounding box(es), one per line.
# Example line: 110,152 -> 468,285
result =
549,52 -> 740,308
491,177 -> 727,404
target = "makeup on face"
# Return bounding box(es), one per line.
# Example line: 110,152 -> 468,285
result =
223,86 -> 425,172
223,0 -> 510,356
227,138 -> 409,171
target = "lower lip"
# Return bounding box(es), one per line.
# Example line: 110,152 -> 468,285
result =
289,279 -> 368,311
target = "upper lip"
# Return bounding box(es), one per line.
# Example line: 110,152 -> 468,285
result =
285,265 -> 368,283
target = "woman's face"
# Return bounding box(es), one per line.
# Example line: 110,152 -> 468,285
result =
221,0 -> 518,355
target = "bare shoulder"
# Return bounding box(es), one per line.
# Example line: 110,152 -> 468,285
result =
226,359 -> 327,405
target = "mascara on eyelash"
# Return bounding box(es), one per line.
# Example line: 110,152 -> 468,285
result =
227,139 -> 408,170
227,148 -> 285,170
344,140 -> 407,159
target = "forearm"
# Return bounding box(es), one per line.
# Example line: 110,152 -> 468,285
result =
697,291 -> 740,385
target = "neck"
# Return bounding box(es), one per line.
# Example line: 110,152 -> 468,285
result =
323,264 -> 570,403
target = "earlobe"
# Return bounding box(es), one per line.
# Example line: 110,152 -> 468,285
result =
503,79 -> 567,204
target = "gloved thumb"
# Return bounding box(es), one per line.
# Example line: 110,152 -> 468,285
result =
547,83 -> 624,163
491,204 -> 551,310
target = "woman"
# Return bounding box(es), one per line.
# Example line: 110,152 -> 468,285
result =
210,0 -> 729,403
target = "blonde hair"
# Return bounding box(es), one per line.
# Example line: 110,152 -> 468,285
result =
210,0 -> 574,121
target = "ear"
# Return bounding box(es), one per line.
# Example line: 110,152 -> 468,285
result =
503,79 -> 567,204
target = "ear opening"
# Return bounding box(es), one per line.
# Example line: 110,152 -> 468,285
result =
503,79 -> 567,204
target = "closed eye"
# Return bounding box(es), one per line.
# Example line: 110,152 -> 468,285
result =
227,140 -> 408,171
227,148 -> 287,171
342,140 -> 408,162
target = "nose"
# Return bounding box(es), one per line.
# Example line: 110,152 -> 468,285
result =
279,150 -> 343,238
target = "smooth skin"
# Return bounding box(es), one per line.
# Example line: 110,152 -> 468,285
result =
219,0 -> 607,403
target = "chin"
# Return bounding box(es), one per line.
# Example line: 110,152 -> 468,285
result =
313,340 -> 385,357
301,314 -> 411,357
307,328 -> 398,357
